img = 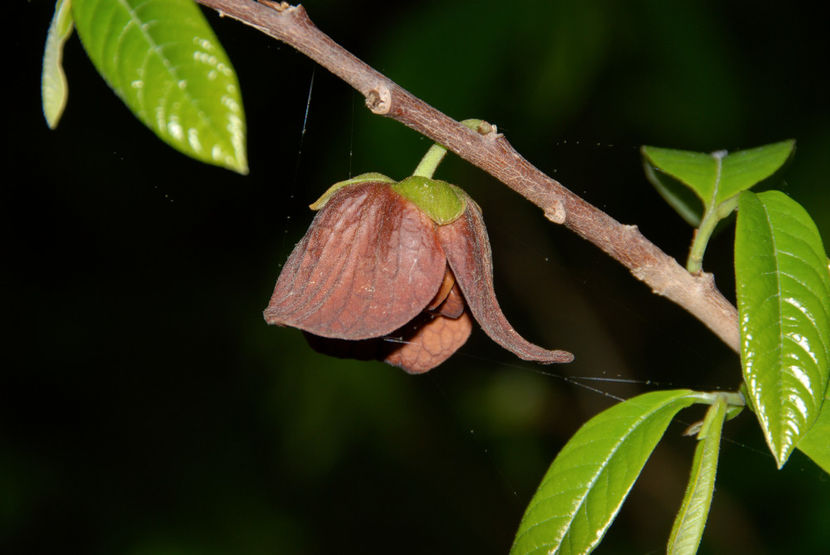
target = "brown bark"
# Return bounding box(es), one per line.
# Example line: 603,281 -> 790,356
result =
197,0 -> 740,352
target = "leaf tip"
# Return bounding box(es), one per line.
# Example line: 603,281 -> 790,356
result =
231,157 -> 249,175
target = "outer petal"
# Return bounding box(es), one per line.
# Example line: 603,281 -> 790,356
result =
384,311 -> 473,374
264,183 -> 446,340
437,202 -> 574,363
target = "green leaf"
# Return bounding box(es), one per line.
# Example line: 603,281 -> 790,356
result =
667,395 -> 727,555
42,0 -> 74,129
72,0 -> 247,173
511,390 -> 698,555
735,191 -> 830,467
797,390 -> 830,474
642,159 -> 704,227
643,141 -> 794,273
642,146 -> 718,222
719,141 -> 795,200
642,141 -> 794,213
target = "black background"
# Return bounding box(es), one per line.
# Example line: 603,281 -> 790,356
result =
4,1 -> 829,553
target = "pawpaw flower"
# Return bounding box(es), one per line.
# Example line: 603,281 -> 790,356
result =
263,172 -> 573,374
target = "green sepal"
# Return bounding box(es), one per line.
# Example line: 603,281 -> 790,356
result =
309,172 -> 395,210
392,176 -> 467,225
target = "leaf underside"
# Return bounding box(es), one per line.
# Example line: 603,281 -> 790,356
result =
72,0 -> 247,173
735,191 -> 830,467
511,390 -> 697,555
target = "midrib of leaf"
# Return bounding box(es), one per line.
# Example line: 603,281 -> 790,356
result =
519,400 -> 682,548
114,0 -> 218,141
706,151 -> 724,210
761,200 -> 786,439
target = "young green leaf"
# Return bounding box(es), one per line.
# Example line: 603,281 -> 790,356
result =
796,390 -> 830,474
642,141 -> 794,214
641,146 -> 718,223
71,0 -> 247,173
667,395 -> 727,555
42,0 -> 74,129
643,141 -> 795,273
735,191 -> 830,467
719,141 -> 795,199
642,160 -> 704,227
511,390 -> 698,555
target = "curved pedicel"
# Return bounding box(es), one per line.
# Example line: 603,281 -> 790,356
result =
437,201 -> 574,364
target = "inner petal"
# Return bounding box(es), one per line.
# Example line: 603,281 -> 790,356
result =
384,311 -> 473,374
426,268 -> 456,311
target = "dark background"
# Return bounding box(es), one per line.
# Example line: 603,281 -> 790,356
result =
4,0 -> 829,553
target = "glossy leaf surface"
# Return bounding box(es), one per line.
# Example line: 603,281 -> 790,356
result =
42,0 -> 74,129
511,390 -> 697,555
72,0 -> 247,173
667,395 -> 727,555
735,191 -> 830,467
796,389 -> 830,474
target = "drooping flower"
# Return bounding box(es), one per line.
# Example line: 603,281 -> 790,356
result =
264,172 -> 573,373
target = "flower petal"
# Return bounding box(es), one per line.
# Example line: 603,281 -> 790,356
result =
302,310 -> 472,374
437,202 -> 574,363
426,268 -> 456,311
384,311 -> 473,374
435,282 -> 465,319
264,183 -> 447,340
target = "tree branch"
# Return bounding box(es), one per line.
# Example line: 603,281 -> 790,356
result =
196,0 -> 741,353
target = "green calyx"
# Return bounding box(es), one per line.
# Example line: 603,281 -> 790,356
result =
310,172 -> 467,226
311,117 -> 484,222
309,172 -> 395,210
392,175 -> 467,225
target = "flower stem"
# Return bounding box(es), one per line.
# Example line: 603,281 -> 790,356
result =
412,119 -> 486,179
412,143 -> 447,179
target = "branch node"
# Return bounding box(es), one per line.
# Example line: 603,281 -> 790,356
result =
259,0 -> 291,11
476,121 -> 498,137
544,199 -> 566,224
365,86 -> 392,114
631,265 -> 665,294
194,0 -> 740,353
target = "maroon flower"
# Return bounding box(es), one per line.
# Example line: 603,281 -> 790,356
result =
264,175 -> 573,373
